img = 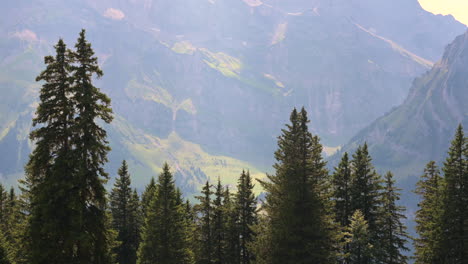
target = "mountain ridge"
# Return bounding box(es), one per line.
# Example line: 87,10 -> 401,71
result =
0,0 -> 466,192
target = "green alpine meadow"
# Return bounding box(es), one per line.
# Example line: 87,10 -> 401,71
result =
1,0 -> 468,263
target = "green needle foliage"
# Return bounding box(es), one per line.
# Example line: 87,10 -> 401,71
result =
223,186 -> 240,264
350,143 -> 383,263
235,170 -> 257,264
141,177 -> 156,219
258,108 -> 334,264
0,231 -> 11,264
440,125 -> 468,263
212,179 -> 225,264
137,163 -> 193,264
378,172 -> 409,264
332,152 -> 352,228
26,30 -> 114,264
110,161 -> 141,264
414,161 -> 444,264
344,210 -> 373,264
194,181 -> 214,264
26,38 -> 78,264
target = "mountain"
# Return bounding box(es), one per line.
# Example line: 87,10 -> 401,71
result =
336,30 -> 468,179
0,0 -> 465,192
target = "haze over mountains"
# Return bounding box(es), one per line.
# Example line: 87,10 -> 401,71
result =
0,0 -> 466,193
338,30 -> 468,178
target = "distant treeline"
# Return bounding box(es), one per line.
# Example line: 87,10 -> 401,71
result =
0,31 -> 467,264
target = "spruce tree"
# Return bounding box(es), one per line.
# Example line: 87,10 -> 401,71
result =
414,161 -> 444,264
195,181 -> 214,264
129,189 -> 142,255
378,172 -> 409,264
137,163 -> 192,264
110,161 -> 140,264
259,108 -> 334,264
212,179 -> 225,264
344,210 -> 373,264
332,153 -> 352,264
440,124 -> 468,263
141,177 -> 156,218
236,170 -> 257,264
223,187 -> 240,264
26,38 -> 77,264
350,143 -> 383,263
332,152 -> 352,227
69,29 -> 114,263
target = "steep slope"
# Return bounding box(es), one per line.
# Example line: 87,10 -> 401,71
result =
336,30 -> 468,178
0,0 -> 465,191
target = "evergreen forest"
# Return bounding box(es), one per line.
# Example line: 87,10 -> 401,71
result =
0,31 -> 467,264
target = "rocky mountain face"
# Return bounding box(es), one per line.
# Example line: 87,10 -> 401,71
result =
0,0 -> 465,192
336,30 -> 468,178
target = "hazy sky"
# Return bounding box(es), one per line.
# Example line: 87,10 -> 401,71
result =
419,0 -> 468,25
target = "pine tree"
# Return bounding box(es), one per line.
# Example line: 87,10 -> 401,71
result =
110,161 -> 140,264
259,108 -> 334,264
378,172 -> 409,264
236,170 -> 257,264
212,179 -> 225,264
440,124 -> 468,263
26,38 -> 77,264
332,152 -> 352,227
195,181 -> 214,264
344,210 -> 373,264
141,177 -> 156,218
350,143 -> 383,263
137,163 -> 192,264
414,161 -> 444,264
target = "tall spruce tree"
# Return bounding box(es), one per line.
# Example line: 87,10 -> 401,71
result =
137,163 -> 192,264
70,29 -> 114,263
223,186 -> 240,264
259,108 -> 333,264
26,38 -> 77,264
110,161 -> 141,264
332,153 -> 352,264
414,161 -> 444,264
212,179 -> 225,264
195,181 -> 214,264
141,177 -> 156,218
378,172 -> 409,264
440,125 -> 468,263
344,210 -> 373,264
236,170 -> 257,264
332,152 -> 352,227
350,143 -> 383,263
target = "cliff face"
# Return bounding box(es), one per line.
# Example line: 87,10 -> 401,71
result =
337,30 -> 468,178
0,0 -> 465,190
